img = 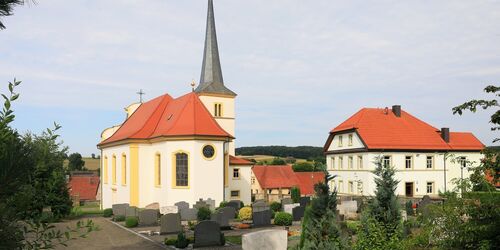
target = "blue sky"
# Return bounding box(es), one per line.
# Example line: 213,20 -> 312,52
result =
1,0 -> 499,156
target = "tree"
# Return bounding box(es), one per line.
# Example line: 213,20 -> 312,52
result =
0,0 -> 30,30
291,186 -> 301,203
91,153 -> 96,159
355,158 -> 401,250
269,157 -> 286,165
68,152 -> 85,171
299,173 -> 344,249
292,162 -> 314,172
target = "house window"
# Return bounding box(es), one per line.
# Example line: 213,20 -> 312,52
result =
348,181 -> 354,193
348,134 -> 353,146
459,157 -> 467,169
121,154 -> 127,185
112,155 -> 117,185
357,156 -> 363,169
268,189 -> 272,194
339,157 -> 343,169
233,168 -> 240,179
231,190 -> 240,198
426,156 -> 433,169
426,182 -> 434,194
103,156 -> 108,184
214,103 -> 223,117
357,181 -> 363,194
338,135 -> 343,147
331,157 -> 335,169
382,156 -> 391,167
405,156 -> 412,169
155,154 -> 161,187
338,180 -> 343,193
175,153 -> 189,187
348,156 -> 353,169
251,177 -> 255,184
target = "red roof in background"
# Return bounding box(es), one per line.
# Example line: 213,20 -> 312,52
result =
230,155 -> 254,165
329,108 -> 484,151
252,165 -> 325,195
68,174 -> 100,201
100,92 -> 232,145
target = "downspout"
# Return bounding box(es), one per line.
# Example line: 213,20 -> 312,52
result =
100,148 -> 103,210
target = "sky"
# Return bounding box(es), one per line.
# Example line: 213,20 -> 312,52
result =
1,0 -> 499,156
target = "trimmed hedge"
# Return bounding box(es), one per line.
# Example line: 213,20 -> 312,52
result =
103,208 -> 113,217
274,212 -> 292,226
125,216 -> 139,228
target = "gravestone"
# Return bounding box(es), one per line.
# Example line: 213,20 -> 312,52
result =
174,201 -> 189,211
211,207 -> 235,228
281,198 -> 293,207
299,197 -> 311,207
112,203 -> 129,217
252,209 -> 272,227
227,200 -> 241,211
180,208 -> 198,221
292,206 -> 305,221
400,210 -> 408,222
284,203 -> 300,214
242,229 -> 287,250
337,200 -> 357,215
252,200 -> 270,212
160,206 -> 178,215
145,202 -> 159,210
139,209 -> 158,226
126,206 -> 139,217
206,198 -> 216,210
194,221 -> 222,248
194,199 -> 209,210
160,213 -> 182,234
418,195 -> 432,215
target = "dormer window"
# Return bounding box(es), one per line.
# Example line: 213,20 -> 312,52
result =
348,134 -> 353,146
214,103 -> 223,117
338,135 -> 343,147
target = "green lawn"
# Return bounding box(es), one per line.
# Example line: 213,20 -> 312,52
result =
225,235 -> 242,245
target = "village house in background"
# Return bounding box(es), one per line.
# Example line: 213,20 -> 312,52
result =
97,0 -> 253,209
324,105 -> 484,198
67,171 -> 100,204
251,165 -> 325,202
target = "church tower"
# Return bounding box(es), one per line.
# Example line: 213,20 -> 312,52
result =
195,0 -> 237,155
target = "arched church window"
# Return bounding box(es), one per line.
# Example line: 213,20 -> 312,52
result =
175,153 -> 188,187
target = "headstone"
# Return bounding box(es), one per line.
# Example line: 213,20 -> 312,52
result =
211,207 -> 236,228
252,209 -> 271,227
126,206 -> 139,217
145,202 -> 159,210
205,198 -> 216,210
175,201 -> 190,211
281,198 -> 293,206
418,195 -> 432,215
299,197 -> 311,207
160,206 -> 178,215
337,200 -> 357,215
400,210 -> 408,222
292,206 -> 305,221
180,208 -> 198,221
252,200 -> 270,212
194,221 -> 222,248
242,229 -> 287,250
160,213 -> 182,234
194,199 -> 209,210
112,203 -> 129,217
139,209 -> 158,226
284,203 -> 300,214
227,200 -> 241,211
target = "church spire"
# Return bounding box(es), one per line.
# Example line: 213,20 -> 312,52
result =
195,0 -> 236,97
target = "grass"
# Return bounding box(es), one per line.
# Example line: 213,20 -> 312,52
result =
63,157 -> 100,171
225,235 -> 242,245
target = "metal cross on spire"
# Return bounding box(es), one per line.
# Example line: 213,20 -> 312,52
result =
136,89 -> 145,103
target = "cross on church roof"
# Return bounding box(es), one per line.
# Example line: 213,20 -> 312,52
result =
136,89 -> 145,103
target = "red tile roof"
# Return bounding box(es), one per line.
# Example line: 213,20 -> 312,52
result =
68,174 -> 100,201
99,92 -> 232,146
252,165 -> 325,195
327,108 -> 484,151
230,155 -> 254,165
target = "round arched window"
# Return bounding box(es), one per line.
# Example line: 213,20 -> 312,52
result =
202,144 -> 215,159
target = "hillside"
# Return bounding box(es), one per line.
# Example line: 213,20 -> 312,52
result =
235,146 -> 324,160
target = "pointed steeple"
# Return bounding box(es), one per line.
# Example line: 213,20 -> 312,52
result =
195,0 -> 236,97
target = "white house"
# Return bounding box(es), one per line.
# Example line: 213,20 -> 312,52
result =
97,0 -> 253,209
324,105 -> 484,198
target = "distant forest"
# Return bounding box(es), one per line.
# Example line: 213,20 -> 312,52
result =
235,146 -> 324,160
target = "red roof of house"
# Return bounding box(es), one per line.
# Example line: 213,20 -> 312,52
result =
68,174 -> 100,201
99,92 -> 232,146
230,155 -> 254,165
328,108 -> 484,151
252,165 -> 325,195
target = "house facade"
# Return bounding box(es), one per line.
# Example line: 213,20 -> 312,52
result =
324,105 -> 484,198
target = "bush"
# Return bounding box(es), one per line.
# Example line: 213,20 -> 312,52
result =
291,187 -> 301,203
274,212 -> 292,226
175,231 -> 189,248
113,215 -> 125,222
103,208 -> 113,217
220,232 -> 226,246
197,207 -> 212,221
269,157 -> 286,165
219,201 -> 228,208
270,202 -> 282,212
164,238 -> 176,246
238,207 -> 252,220
125,216 -> 138,228
405,200 -> 414,216
292,162 -> 314,172
240,201 -> 245,208
346,220 -> 361,234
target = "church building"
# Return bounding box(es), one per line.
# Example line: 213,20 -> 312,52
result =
98,0 -> 253,209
